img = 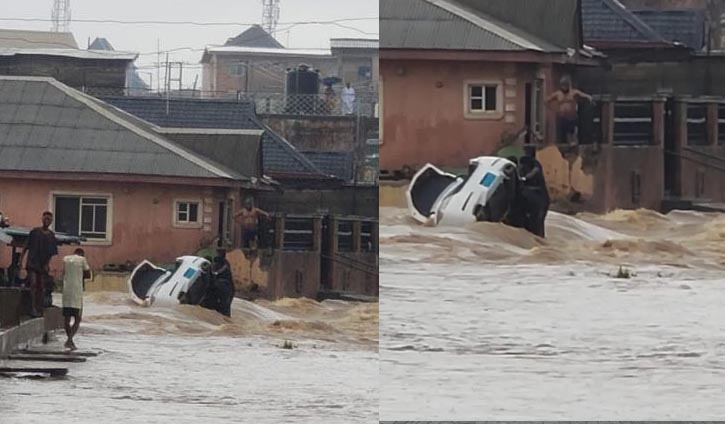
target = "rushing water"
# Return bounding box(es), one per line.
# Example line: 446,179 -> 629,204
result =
380,207 -> 725,420
0,294 -> 378,424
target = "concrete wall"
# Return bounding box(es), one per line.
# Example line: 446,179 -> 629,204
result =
0,179 -> 238,274
380,59 -> 562,172
258,185 -> 378,218
0,56 -> 130,93
207,54 -> 337,95
578,57 -> 725,98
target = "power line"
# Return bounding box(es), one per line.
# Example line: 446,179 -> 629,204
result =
0,17 -> 378,27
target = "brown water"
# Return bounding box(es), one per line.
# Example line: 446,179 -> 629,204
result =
380,207 -> 725,420
0,293 -> 378,423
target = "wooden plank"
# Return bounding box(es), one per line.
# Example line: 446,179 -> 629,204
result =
18,349 -> 98,358
0,367 -> 68,377
7,354 -> 86,363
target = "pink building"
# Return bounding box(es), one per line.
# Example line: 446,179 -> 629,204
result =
0,76 -> 268,274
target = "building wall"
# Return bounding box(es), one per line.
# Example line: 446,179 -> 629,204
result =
0,179 -> 234,274
380,59 -> 557,172
0,56 -> 130,94
206,54 -> 338,95
258,185 -> 378,218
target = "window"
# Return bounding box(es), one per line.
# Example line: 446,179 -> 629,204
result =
54,195 -> 109,240
229,63 -> 246,76
175,201 -> 200,225
464,80 -> 502,119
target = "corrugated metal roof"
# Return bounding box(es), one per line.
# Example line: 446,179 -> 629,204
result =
633,8 -> 706,49
0,47 -> 137,60
582,0 -> 667,44
0,29 -> 78,49
0,76 -> 247,182
204,46 -> 331,57
381,0 -> 565,52
100,96 -> 330,179
330,38 -> 379,49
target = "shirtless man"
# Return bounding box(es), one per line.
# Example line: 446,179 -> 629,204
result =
233,198 -> 269,249
546,76 -> 593,145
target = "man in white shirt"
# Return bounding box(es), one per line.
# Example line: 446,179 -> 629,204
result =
341,82 -> 356,115
62,248 -> 91,350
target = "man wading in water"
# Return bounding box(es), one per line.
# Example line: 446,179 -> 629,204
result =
62,248 -> 91,350
22,212 -> 58,317
234,198 -> 269,249
546,75 -> 593,145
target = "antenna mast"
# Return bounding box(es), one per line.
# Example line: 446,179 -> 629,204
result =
51,0 -> 71,32
261,0 -> 280,37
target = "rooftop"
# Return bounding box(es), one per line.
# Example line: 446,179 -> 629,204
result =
100,96 -> 332,180
330,38 -> 379,50
380,0 -> 568,52
0,76 -> 250,184
581,0 -> 671,47
0,28 -> 78,49
225,25 -> 285,49
203,45 -> 331,58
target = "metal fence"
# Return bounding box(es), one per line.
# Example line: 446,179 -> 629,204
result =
80,86 -> 378,118
613,101 -> 653,145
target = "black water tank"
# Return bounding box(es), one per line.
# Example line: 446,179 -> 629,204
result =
286,64 -> 320,95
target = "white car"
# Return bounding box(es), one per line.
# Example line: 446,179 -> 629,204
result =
407,156 -> 519,227
128,256 -> 211,307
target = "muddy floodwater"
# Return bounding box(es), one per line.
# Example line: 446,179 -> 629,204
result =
380,207 -> 725,420
0,294 -> 378,424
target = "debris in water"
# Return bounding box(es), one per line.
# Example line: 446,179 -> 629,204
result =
281,340 -> 296,350
615,266 -> 633,279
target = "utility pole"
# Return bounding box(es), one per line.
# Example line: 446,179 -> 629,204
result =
50,0 -> 71,32
261,0 -> 280,36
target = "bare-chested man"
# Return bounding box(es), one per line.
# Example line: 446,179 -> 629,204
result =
233,198 -> 269,249
546,76 -> 593,144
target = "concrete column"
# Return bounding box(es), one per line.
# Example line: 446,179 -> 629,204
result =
372,221 -> 379,253
352,221 -> 362,253
674,99 -> 688,150
708,102 -> 718,146
330,217 -> 340,254
312,217 -> 322,252
601,99 -> 614,145
275,215 -> 285,250
652,99 -> 665,147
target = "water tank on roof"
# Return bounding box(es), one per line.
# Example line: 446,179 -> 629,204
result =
286,64 -> 320,95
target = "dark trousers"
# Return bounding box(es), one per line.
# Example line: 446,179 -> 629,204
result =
242,228 -> 257,248
27,269 -> 46,315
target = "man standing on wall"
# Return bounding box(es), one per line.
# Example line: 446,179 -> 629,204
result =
22,211 -> 58,317
341,82 -> 356,115
546,75 -> 593,145
234,198 -> 269,249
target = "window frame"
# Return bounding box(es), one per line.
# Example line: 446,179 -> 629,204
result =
49,191 -> 113,245
173,199 -> 203,229
463,79 -> 504,120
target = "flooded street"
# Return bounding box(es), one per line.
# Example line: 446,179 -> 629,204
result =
380,207 -> 725,420
0,294 -> 378,424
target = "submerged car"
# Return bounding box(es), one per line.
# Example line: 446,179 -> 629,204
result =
407,156 -> 520,227
128,256 -> 231,315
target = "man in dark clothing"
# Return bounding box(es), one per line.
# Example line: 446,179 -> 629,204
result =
211,249 -> 234,317
518,153 -> 550,238
22,212 -> 58,317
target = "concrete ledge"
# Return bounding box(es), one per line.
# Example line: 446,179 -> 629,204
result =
0,318 -> 44,358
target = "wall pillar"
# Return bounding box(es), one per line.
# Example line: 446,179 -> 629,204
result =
313,217 -> 322,252
601,98 -> 614,145
652,98 -> 665,147
352,221 -> 362,253
707,102 -> 718,146
275,214 -> 285,250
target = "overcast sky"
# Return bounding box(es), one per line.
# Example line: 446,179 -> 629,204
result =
3,0 -> 378,88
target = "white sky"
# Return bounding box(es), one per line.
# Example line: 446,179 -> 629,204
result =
2,0 -> 378,88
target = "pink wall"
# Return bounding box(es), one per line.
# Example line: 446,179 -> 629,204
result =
0,178 -> 238,274
381,59 -> 555,170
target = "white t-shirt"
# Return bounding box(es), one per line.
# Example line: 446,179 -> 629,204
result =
63,254 -> 90,310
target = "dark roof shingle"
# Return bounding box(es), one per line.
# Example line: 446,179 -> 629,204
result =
101,96 -> 328,179
582,0 -> 667,45
0,77 -> 246,182
302,151 -> 354,181
633,8 -> 706,50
